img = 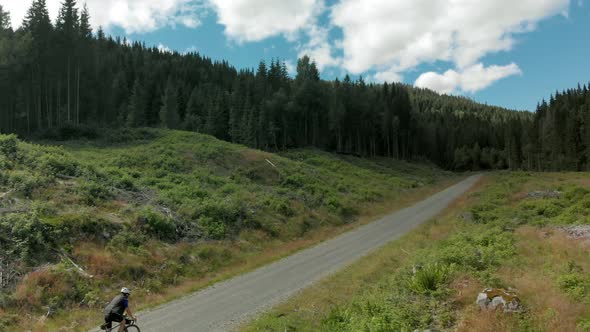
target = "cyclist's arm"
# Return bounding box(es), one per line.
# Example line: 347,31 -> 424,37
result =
125,306 -> 136,320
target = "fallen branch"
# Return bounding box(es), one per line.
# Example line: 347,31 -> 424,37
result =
0,208 -> 26,215
56,174 -> 77,180
265,159 -> 277,168
0,189 -> 13,199
54,249 -> 93,278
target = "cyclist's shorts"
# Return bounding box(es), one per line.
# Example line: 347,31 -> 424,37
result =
105,312 -> 124,323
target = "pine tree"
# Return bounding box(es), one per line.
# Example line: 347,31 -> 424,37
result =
79,4 -> 92,39
127,78 -> 145,127
56,0 -> 80,40
0,5 -> 11,31
184,86 -> 203,132
160,78 -> 180,129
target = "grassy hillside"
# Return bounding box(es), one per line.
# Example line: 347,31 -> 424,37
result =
0,128 -> 449,330
244,172 -> 590,332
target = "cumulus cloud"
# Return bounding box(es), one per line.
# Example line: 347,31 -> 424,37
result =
331,0 -> 568,90
332,0 -> 568,74
296,24 -> 340,70
157,43 -> 172,53
208,0 -> 322,42
415,63 -> 522,94
0,0 -> 207,33
373,67 -> 403,84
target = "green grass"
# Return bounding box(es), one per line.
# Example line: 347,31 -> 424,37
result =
0,128 -> 450,331
243,172 -> 590,332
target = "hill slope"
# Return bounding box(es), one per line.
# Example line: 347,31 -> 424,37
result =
0,129 -> 449,330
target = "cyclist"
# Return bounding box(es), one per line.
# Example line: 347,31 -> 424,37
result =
101,287 -> 137,331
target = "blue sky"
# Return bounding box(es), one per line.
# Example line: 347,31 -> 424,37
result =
2,0 -> 588,111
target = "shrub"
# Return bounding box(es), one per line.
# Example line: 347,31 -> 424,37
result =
199,216 -> 227,240
36,153 -> 79,177
14,267 -> 88,311
77,181 -> 113,205
0,134 -> 18,158
436,227 -> 515,273
0,213 -> 56,264
109,230 -> 148,249
407,263 -> 454,295
137,207 -> 177,241
557,267 -> 590,300
267,196 -> 295,217
7,171 -> 51,197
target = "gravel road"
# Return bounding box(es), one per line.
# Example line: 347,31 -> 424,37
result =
103,175 -> 480,332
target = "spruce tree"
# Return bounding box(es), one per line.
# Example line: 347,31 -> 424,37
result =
0,5 -> 10,31
79,4 -> 92,39
127,78 -> 145,127
160,78 -> 180,129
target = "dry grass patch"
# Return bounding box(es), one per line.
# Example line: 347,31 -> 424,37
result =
489,226 -> 590,331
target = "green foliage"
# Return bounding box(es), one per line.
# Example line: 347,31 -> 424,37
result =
436,228 -> 515,273
77,181 -> 113,205
36,152 -> 80,177
407,263 -> 454,295
557,262 -> 590,301
0,213 -> 56,264
558,273 -> 590,300
0,134 -> 18,157
136,207 -> 177,241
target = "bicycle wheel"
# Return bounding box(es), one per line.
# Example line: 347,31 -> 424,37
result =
125,325 -> 140,332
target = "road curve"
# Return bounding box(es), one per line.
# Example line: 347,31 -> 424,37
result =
121,175 -> 481,332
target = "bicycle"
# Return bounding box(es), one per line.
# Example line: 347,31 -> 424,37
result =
103,316 -> 140,332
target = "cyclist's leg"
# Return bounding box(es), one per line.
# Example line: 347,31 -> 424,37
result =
101,315 -> 112,330
108,313 -> 124,332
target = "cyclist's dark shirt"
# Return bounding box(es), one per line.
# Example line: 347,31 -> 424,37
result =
104,294 -> 129,316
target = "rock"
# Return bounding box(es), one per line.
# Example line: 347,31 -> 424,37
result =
560,225 -> 590,240
476,288 -> 522,313
527,190 -> 562,199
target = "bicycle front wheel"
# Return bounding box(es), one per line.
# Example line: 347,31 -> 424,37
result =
125,325 -> 140,332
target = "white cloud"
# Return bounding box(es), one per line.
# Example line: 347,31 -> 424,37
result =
331,0 -> 569,74
157,43 -> 172,53
415,63 -> 522,94
0,0 -> 207,33
208,0 -> 322,42
183,45 -> 199,54
373,67 -> 403,84
284,60 -> 296,76
297,25 -> 340,70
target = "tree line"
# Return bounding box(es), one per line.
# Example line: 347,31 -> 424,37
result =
0,1 -> 588,171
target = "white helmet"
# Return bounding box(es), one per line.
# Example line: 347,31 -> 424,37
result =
121,287 -> 131,294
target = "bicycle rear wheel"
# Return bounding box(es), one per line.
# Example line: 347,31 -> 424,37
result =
125,325 -> 140,332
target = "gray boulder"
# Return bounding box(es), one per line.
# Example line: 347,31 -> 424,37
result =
476,288 -> 522,313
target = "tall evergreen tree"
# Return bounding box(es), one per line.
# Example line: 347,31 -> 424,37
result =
127,78 -> 145,127
0,4 -> 10,31
160,77 -> 180,129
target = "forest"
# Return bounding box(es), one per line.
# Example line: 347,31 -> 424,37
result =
0,0 -> 589,171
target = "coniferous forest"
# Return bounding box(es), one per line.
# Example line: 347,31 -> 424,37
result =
1,1 -> 589,171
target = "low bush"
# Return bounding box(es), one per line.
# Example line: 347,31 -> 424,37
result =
136,207 -> 177,241
0,213 -> 56,265
407,263 -> 454,295
77,181 -> 113,205
0,134 -> 18,157
7,171 -> 51,197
